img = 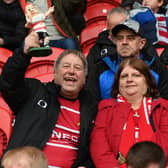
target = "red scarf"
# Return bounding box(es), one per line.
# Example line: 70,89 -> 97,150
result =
118,95 -> 154,158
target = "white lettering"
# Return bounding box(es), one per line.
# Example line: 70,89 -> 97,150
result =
51,130 -> 61,139
51,131 -> 79,143
63,133 -> 70,140
72,136 -> 78,142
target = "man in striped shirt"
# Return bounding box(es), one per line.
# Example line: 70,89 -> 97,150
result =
0,32 -> 97,168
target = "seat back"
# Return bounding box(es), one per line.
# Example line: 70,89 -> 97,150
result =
26,47 -> 64,81
0,96 -> 13,142
84,1 -> 116,25
0,47 -> 13,65
80,20 -> 107,51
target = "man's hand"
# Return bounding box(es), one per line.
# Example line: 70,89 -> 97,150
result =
24,32 -> 40,54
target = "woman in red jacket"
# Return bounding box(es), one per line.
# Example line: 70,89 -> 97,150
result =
90,58 -> 168,168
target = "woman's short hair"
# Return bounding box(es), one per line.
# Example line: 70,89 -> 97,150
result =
111,58 -> 160,98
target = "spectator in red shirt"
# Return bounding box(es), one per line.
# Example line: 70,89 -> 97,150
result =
0,32 -> 97,168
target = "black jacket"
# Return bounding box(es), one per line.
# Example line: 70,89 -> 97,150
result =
0,48 -> 97,167
86,30 -> 116,102
0,0 -> 27,51
159,46 -> 168,66
86,30 -> 115,65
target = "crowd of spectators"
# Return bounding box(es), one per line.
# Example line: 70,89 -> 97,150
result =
1,0 -> 168,168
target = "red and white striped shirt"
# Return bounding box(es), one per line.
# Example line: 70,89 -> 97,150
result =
31,13 -> 47,33
155,13 -> 168,45
43,97 -> 80,168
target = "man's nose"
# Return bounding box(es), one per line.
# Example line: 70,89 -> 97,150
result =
68,67 -> 75,74
122,37 -> 128,44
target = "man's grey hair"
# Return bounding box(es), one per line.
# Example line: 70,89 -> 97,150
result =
54,49 -> 88,76
107,6 -> 130,21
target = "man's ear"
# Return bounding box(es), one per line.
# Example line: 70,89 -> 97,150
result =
139,38 -> 146,50
158,0 -> 164,8
112,36 -> 117,45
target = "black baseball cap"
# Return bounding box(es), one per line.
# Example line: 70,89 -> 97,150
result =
112,19 -> 145,38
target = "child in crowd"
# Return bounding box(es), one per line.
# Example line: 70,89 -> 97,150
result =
130,0 -> 168,46
142,0 -> 168,46
142,0 -> 167,13
142,0 -> 168,66
130,0 -> 168,66
0,0 -> 27,51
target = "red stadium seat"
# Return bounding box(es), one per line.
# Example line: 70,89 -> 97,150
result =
0,53 -> 13,143
0,61 -> 4,74
19,0 -> 26,13
82,43 -> 94,57
80,20 -> 107,51
114,0 -> 122,4
0,96 -> 13,142
87,0 -> 120,6
26,47 -> 64,82
25,61 -> 54,82
0,48 -> 13,65
84,2 -> 116,25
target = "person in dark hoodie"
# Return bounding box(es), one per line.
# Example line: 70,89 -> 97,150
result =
86,7 -> 129,102
0,0 -> 27,51
86,7 -> 129,65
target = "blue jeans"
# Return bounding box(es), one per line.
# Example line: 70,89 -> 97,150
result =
49,38 -> 80,50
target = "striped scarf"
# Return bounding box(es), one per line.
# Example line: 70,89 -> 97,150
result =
117,95 -> 154,158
